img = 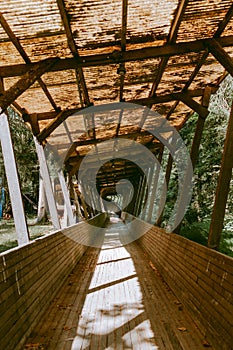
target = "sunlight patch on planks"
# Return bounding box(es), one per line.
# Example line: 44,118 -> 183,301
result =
71,217 -> 158,350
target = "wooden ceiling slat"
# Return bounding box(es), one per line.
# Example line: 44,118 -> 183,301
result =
207,39 -> 233,77
36,107 -> 85,143
0,58 -> 59,112
164,5 -> 233,119
29,88 -> 206,122
215,3 -> 233,37
1,35 -> 233,78
119,0 -> 128,101
26,87 -> 214,122
0,13 -> 59,111
56,0 -> 90,106
149,0 -> 189,98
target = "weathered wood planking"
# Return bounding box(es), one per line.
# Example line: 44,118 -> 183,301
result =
0,214 -> 107,350
125,215 -> 233,350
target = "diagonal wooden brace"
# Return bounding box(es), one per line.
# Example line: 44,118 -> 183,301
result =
206,39 -> 233,77
0,58 -> 59,112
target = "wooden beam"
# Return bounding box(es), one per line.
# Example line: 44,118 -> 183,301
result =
29,113 -> 40,136
58,170 -> 75,226
206,39 -> 233,77
130,91 -> 209,119
164,5 -> 233,120
36,107 -> 84,142
28,88 -> 210,122
0,13 -> 59,111
34,139 -> 61,230
1,36 -> 233,78
0,111 -> 29,245
119,0 -> 128,101
214,3 -> 233,38
149,0 -> 189,97
156,154 -> 173,226
56,0 -> 90,106
208,99 -> 233,249
177,92 -> 209,119
0,58 -> 59,112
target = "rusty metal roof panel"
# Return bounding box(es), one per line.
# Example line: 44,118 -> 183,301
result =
177,0 -> 233,42
0,0 -> 63,41
67,0 -> 178,50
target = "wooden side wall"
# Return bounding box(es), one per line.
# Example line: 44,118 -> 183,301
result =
0,214 -> 107,350
125,215 -> 233,350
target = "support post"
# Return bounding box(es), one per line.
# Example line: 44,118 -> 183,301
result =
58,170 -> 75,226
36,177 -> 48,222
208,100 -> 233,249
190,87 -> 211,167
174,87 -> 211,233
147,147 -> 164,222
0,111 -> 29,245
135,176 -> 143,216
156,154 -> 173,226
34,138 -> 61,230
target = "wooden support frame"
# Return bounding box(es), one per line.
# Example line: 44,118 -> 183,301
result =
208,99 -> 233,249
147,147 -> 164,222
190,87 -> 212,167
36,108 -> 84,143
56,0 -> 90,106
0,110 -> 29,245
118,0 -> 128,101
164,4 -> 233,119
58,170 -> 75,226
0,13 -> 59,111
174,87 -> 211,234
156,154 -> 173,227
149,0 -> 189,97
34,138 -> 61,230
206,39 -> 233,77
1,36 -> 233,79
27,87 -> 209,123
0,58 -> 59,112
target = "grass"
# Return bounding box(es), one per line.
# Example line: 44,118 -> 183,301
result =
0,219 -> 54,254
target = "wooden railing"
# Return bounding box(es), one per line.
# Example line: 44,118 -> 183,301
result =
0,213 -> 107,350
124,214 -> 233,350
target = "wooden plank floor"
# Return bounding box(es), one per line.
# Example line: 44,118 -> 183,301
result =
24,217 -> 213,350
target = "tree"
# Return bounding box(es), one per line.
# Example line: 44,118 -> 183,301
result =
161,75 -> 233,255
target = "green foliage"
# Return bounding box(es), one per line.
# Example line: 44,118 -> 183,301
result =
162,75 -> 233,256
180,221 -> 233,257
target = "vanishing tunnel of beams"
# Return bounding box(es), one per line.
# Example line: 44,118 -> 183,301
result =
0,2 -> 232,249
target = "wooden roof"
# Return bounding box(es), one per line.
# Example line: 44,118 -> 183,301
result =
0,0 -> 233,190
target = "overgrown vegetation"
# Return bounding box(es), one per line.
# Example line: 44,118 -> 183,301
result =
162,75 -> 233,256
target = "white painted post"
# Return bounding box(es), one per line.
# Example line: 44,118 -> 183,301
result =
34,138 -> 61,230
0,111 -> 29,245
58,170 -> 75,226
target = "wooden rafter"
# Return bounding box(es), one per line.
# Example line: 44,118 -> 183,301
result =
0,58 -> 59,113
56,0 -> 90,106
1,36 -> 233,79
165,5 -> 233,119
26,87 -> 214,124
119,0 -> 128,101
129,90 -> 209,118
214,3 -> 233,37
206,39 -> 233,77
149,0 -> 189,98
0,13 -> 59,111
36,107 -> 85,143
